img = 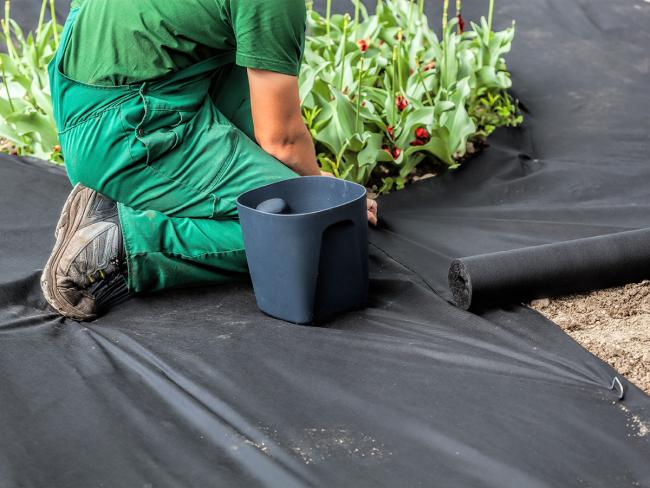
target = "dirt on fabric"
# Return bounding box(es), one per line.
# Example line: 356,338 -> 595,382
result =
530,281 -> 650,395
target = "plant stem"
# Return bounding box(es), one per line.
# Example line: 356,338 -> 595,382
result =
338,15 -> 349,91
3,1 -> 17,60
488,0 -> 494,31
49,0 -> 58,46
326,0 -> 331,36
355,58 -> 364,133
442,0 -> 449,33
456,0 -> 462,34
36,0 -> 47,38
396,29 -> 403,92
1,60 -> 14,112
415,61 -> 434,106
407,0 -> 414,40
354,0 -> 359,34
418,0 -> 424,16
391,44 -> 397,123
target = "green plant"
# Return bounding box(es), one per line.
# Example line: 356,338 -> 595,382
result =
470,89 -> 522,139
0,0 -> 522,192
300,0 -> 522,192
0,0 -> 62,163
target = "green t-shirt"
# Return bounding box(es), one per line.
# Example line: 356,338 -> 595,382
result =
63,0 -> 306,86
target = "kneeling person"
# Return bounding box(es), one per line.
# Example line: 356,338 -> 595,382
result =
41,0 -> 378,320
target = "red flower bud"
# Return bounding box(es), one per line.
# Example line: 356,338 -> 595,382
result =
386,126 -> 394,138
409,139 -> 426,146
415,127 -> 430,140
382,144 -> 400,159
395,95 -> 408,111
422,60 -> 436,72
457,14 -> 465,34
356,39 -> 369,53
53,144 -> 61,153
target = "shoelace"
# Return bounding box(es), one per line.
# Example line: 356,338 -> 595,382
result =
85,256 -> 123,284
86,269 -> 106,283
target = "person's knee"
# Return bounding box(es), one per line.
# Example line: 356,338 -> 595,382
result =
59,111 -> 134,200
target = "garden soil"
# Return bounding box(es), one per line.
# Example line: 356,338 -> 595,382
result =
531,283 -> 650,395
2,0 -> 649,487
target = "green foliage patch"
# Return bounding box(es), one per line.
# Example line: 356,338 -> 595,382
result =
301,0 -> 522,192
0,0 -> 522,193
0,0 -> 62,162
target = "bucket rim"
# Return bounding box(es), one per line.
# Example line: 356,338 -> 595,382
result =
236,175 -> 367,218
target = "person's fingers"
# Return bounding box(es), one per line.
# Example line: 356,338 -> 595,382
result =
320,170 -> 334,177
367,210 -> 378,226
366,199 -> 378,225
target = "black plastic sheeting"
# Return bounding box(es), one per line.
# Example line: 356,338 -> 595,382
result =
2,0 -> 650,487
448,228 -> 650,310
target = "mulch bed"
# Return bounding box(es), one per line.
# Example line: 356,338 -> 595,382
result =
531,281 -> 650,395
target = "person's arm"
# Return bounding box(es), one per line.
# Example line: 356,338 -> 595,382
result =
247,68 -> 378,225
247,68 -> 320,176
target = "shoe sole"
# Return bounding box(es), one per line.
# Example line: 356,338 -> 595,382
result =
41,183 -> 97,321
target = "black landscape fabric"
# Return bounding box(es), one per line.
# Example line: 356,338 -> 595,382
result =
2,1 -> 650,487
448,228 -> 650,310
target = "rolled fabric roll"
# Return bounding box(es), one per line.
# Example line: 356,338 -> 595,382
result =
448,228 -> 650,310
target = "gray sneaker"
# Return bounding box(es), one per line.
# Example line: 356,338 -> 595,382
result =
41,184 -> 130,321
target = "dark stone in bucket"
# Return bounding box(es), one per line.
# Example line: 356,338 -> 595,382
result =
237,176 -> 369,324
255,197 -> 290,214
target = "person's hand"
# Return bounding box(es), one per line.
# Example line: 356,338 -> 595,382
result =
367,198 -> 378,226
319,171 -> 377,225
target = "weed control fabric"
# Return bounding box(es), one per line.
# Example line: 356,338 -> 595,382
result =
2,1 -> 650,487
448,228 -> 650,310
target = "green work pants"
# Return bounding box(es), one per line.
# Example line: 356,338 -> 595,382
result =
49,9 -> 297,293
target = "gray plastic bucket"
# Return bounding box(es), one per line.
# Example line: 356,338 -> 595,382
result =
236,176 -> 369,324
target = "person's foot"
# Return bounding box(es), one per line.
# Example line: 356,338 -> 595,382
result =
41,184 -> 130,321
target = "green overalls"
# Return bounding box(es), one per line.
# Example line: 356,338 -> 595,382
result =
50,8 -> 298,293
